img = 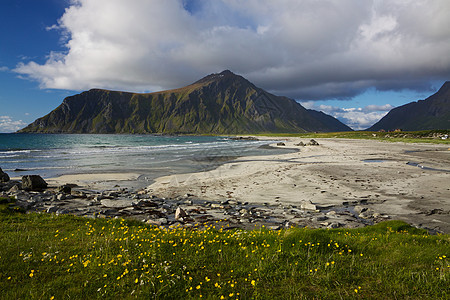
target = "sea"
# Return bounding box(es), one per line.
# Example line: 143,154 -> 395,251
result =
0,134 -> 291,189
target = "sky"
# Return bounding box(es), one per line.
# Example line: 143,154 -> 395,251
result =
1,0 -> 449,132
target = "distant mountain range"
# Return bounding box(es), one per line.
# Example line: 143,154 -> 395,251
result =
19,70 -> 351,134
368,82 -> 450,131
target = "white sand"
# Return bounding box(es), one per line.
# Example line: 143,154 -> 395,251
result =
147,137 -> 450,232
46,173 -> 141,189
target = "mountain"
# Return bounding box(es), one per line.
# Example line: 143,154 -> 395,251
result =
19,70 -> 352,134
368,82 -> 450,131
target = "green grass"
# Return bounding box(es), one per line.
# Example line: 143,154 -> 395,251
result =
254,129 -> 450,144
0,207 -> 448,299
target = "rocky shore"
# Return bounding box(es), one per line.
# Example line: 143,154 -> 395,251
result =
1,137 -> 449,234
147,138 -> 450,233
1,172 -> 390,231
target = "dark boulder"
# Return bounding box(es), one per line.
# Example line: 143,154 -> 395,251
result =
0,168 -> 10,183
57,185 -> 72,194
308,139 -> 319,146
22,175 -> 48,191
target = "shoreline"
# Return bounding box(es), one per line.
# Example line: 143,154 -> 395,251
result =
2,137 -> 449,233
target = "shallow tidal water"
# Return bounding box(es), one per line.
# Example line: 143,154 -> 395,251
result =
0,134 -> 293,188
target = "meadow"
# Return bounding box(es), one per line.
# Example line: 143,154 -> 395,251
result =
0,197 -> 449,299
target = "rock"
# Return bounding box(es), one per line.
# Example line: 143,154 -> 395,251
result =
135,199 -> 158,208
353,205 -> 367,214
101,199 -> 133,209
57,185 -> 72,194
313,216 -> 328,222
57,194 -> 66,201
195,215 -> 214,222
301,200 -> 317,211
230,136 -> 259,141
269,225 -> 281,230
102,208 -> 119,216
47,206 -> 59,213
308,139 -> 319,146
0,168 -> 10,183
72,191 -> 87,198
327,222 -> 341,229
7,184 -> 20,194
277,142 -> 286,146
175,207 -> 188,220
107,191 -> 119,198
295,142 -> 306,146
358,212 -> 372,219
162,203 -> 172,210
93,195 -> 103,201
21,175 -> 47,191
239,208 -> 249,215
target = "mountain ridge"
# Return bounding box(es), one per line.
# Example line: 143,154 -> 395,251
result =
19,70 -> 352,134
367,82 -> 450,131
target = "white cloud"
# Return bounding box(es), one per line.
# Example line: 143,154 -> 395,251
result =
14,0 -> 450,99
301,102 -> 394,130
0,66 -> 8,72
0,116 -> 27,133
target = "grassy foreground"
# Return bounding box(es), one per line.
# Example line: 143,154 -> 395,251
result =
0,205 -> 449,299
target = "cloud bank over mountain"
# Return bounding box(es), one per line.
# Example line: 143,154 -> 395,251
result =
14,0 -> 450,101
301,102 -> 394,130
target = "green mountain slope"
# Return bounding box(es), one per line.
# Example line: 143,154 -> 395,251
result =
368,82 -> 450,131
19,70 -> 352,134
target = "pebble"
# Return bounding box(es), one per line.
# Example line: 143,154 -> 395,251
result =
0,177 -> 388,230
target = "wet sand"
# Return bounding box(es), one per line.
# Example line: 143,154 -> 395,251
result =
147,138 -> 450,233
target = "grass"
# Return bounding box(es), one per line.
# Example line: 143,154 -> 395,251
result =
254,129 -> 450,144
0,203 -> 449,299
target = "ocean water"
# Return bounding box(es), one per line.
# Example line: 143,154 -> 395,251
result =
0,134 -> 290,188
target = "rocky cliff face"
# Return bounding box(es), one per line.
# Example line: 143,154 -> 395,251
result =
19,70 -> 352,134
368,82 -> 450,131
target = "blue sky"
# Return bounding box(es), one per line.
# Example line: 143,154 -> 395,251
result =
1,0 -> 449,132
0,0 -> 73,131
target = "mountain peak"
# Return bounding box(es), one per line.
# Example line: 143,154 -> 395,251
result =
436,81 -> 450,95
219,69 -> 235,76
19,71 -> 352,134
190,69 -> 249,87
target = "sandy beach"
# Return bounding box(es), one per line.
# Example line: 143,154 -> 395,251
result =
46,173 -> 142,190
10,136 -> 448,233
146,137 -> 450,232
